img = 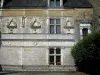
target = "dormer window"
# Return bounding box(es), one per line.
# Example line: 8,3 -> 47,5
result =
49,0 -> 62,7
0,0 -> 3,7
0,0 -> 1,7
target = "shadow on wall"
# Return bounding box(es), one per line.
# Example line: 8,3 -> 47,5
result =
0,65 -> 2,71
0,31 -> 2,71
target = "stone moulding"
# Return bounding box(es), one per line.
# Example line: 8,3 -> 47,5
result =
64,26 -> 74,29
30,25 -> 41,29
1,65 -> 76,71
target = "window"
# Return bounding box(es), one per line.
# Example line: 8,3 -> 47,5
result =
49,48 -> 61,65
50,0 -> 60,7
49,19 -> 61,34
0,0 -> 1,7
82,28 -> 88,37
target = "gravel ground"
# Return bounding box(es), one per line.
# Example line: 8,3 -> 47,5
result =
0,71 -> 89,75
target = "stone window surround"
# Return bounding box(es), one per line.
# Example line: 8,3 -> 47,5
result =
49,18 -> 61,34
49,47 -> 61,65
80,24 -> 91,39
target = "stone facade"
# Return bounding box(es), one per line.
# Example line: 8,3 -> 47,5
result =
0,0 -> 92,71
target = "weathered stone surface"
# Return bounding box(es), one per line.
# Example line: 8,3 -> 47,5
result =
1,9 -> 92,17
0,1 -> 93,71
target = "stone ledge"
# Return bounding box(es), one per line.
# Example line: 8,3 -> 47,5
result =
1,65 -> 76,72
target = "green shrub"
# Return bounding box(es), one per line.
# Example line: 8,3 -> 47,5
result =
71,30 -> 100,75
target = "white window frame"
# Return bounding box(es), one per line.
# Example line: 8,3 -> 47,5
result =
49,47 -> 61,65
80,24 -> 91,39
49,18 -> 61,34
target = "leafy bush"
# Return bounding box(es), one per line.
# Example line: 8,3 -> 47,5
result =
71,30 -> 100,75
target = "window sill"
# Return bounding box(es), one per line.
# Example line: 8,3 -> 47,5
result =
48,6 -> 63,9
48,65 -> 62,66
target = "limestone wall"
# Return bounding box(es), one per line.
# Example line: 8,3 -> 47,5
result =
0,8 -> 92,71
0,46 -> 75,71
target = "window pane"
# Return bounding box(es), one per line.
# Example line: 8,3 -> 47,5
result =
49,48 -> 54,54
49,56 -> 54,65
56,19 -> 60,24
50,25 -> 55,34
56,0 -> 60,6
56,56 -> 61,65
56,25 -> 61,34
50,19 -> 54,24
82,28 -> 88,37
50,0 -> 54,7
56,48 -> 61,54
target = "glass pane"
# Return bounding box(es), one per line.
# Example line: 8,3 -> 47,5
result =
56,19 -> 60,24
50,0 -> 54,7
56,25 -> 61,34
56,56 -> 61,65
50,25 -> 55,34
50,19 -> 54,24
49,48 -> 54,54
82,28 -> 88,37
49,56 -> 54,65
56,48 -> 61,54
56,0 -> 60,6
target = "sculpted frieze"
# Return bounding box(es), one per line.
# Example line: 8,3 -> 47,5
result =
1,17 -> 18,33
63,17 -> 74,29
21,16 -> 26,28
7,19 -> 17,29
3,17 -> 17,29
63,17 -> 74,34
30,18 -> 42,29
